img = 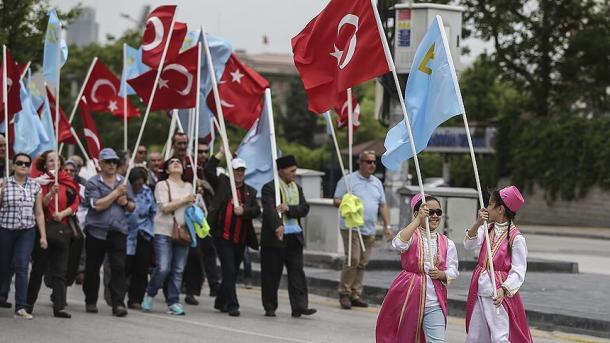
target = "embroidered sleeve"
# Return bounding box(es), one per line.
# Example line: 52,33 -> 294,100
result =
391,235 -> 412,251
502,235 -> 527,296
463,225 -> 485,250
445,240 -> 460,285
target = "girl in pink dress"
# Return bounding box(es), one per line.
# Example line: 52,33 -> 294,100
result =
376,194 -> 459,342
464,185 -> 532,342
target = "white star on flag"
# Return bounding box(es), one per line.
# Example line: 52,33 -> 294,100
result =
107,100 -> 118,112
330,46 -> 342,62
230,69 -> 244,83
158,78 -> 169,89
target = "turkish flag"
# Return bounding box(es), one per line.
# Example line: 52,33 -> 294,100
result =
335,90 -> 360,131
141,5 -> 186,68
82,59 -> 140,119
208,53 -> 269,130
78,97 -> 102,159
0,48 -> 23,121
128,45 -> 199,111
291,0 -> 389,114
45,86 -> 76,144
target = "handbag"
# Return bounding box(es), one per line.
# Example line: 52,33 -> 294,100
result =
166,180 -> 192,246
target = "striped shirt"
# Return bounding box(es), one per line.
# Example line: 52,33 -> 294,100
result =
0,177 -> 41,230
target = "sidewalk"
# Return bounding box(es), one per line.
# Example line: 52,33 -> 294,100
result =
519,224 -> 610,240
250,263 -> 610,339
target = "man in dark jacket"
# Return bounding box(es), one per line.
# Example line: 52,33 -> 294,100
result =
204,148 -> 260,317
260,155 -> 317,318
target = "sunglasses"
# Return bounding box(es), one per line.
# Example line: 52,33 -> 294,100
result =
14,160 -> 31,167
198,150 -> 209,154
137,150 -> 147,154
102,159 -> 119,165
426,209 -> 443,216
362,160 -> 376,165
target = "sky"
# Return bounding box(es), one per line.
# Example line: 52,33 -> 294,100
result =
52,0 -> 491,65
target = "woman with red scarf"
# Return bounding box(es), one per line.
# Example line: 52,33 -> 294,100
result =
26,150 -> 80,318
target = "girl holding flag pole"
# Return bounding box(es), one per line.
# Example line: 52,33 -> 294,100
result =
464,185 -> 533,343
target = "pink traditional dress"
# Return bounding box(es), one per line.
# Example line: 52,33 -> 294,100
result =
464,223 -> 533,343
376,229 -> 459,342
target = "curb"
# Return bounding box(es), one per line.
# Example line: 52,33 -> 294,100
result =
249,269 -> 610,339
523,230 -> 610,241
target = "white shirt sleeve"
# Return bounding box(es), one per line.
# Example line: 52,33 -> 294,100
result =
445,239 -> 459,284
502,234 -> 528,296
392,234 -> 412,251
464,225 -> 485,251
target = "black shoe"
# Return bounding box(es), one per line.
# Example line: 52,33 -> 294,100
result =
25,305 -> 33,314
264,310 -> 276,317
85,304 -> 98,313
292,308 -> 317,317
339,295 -> 352,310
112,305 -> 128,317
209,285 -> 219,297
214,303 -> 228,313
185,294 -> 199,306
351,298 -> 369,308
53,310 -> 71,319
228,309 -> 240,317
0,300 -> 12,308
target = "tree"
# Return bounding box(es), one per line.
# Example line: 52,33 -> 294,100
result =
0,0 -> 79,68
463,0 -> 609,117
277,77 -> 320,148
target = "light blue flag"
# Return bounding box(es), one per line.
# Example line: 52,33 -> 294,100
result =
381,15 -> 465,171
119,45 -> 150,96
181,30 -> 200,51
39,93 -> 56,145
178,33 -> 232,137
322,111 -> 334,135
13,81 -> 53,157
43,9 -> 68,86
236,97 -> 274,194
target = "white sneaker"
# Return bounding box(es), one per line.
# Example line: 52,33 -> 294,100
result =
14,308 -> 33,319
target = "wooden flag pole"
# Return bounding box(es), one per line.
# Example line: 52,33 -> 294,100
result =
347,88 -> 366,258
163,111 -> 178,160
59,57 -> 98,155
53,26 -> 63,214
2,45 -> 9,179
370,0 -> 434,265
192,42 -> 202,194
264,88 -> 282,217
123,17 -> 177,185
123,43 -> 128,152
200,24 -> 239,207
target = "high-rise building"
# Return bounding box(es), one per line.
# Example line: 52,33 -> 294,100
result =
66,7 -> 98,47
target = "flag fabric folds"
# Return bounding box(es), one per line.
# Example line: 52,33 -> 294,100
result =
381,15 -> 465,171
42,9 -> 68,86
1,48 -> 23,120
141,5 -> 183,68
207,53 -> 268,130
335,91 -> 360,131
79,97 -> 102,159
13,80 -> 53,157
128,45 -> 199,111
83,59 -> 139,119
119,45 -> 149,97
45,86 -> 76,144
291,0 -> 389,114
235,95 -> 274,193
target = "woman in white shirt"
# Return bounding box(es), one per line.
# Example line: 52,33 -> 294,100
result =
464,185 -> 532,343
376,194 -> 458,342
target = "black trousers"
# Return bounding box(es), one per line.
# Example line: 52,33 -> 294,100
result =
27,222 -> 71,311
125,234 -> 153,305
214,238 -> 245,311
260,235 -> 309,313
66,233 -> 83,286
183,235 -> 220,296
82,230 -> 127,307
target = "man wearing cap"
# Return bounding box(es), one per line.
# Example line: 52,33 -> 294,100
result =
333,150 -> 392,310
82,148 -> 136,317
259,155 -> 317,318
204,147 -> 260,317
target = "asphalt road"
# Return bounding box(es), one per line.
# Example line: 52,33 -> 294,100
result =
1,284 -> 608,343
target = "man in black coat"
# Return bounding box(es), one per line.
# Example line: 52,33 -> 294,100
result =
204,148 -> 260,317
260,155 -> 316,318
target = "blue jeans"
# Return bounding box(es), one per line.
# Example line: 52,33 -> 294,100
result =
146,235 -> 189,305
423,305 -> 446,343
0,227 -> 36,311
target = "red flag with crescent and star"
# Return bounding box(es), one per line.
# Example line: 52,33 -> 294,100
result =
335,90 -> 360,131
0,48 -> 23,121
291,0 -> 389,114
207,53 -> 269,130
78,97 -> 102,159
141,5 -> 186,68
128,45 -> 199,111
82,59 -> 140,119
45,85 -> 76,145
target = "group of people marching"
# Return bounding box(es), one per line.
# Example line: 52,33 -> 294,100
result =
0,131 -> 316,320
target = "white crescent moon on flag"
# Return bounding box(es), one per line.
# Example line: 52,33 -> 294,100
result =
6,78 -> 13,92
220,99 -> 235,108
336,14 -> 359,69
84,128 -> 101,151
163,63 -> 193,96
142,17 -> 164,52
91,79 -> 117,103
